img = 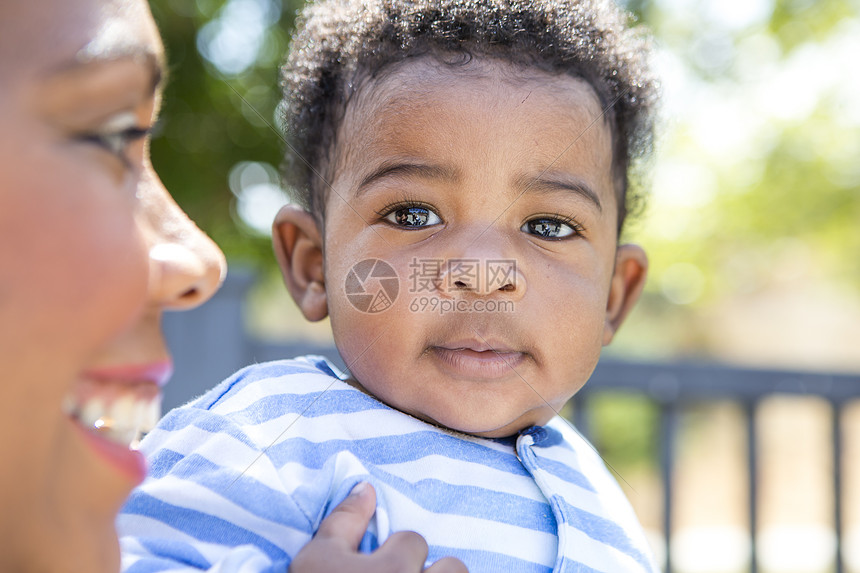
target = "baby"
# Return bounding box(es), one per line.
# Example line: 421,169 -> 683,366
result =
119,0 -> 659,571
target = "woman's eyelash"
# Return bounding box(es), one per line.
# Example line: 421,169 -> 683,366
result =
78,126 -> 152,164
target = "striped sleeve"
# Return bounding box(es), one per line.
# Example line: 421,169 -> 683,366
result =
118,367 -> 324,572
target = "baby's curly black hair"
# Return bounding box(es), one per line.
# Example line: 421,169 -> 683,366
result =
280,0 -> 657,232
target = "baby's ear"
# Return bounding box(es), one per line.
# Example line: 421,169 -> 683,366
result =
273,205 -> 328,322
603,244 -> 648,345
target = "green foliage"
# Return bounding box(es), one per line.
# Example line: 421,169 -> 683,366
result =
770,0 -> 856,51
149,0 -> 302,267
583,393 -> 659,472
622,0 -> 860,350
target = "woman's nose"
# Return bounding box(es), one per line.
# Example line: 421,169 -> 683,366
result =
143,175 -> 226,310
148,235 -> 225,310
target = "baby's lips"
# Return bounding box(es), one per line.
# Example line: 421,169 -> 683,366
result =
435,336 -> 518,354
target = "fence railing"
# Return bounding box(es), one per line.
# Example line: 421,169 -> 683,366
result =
574,360 -> 859,573
162,270 -> 860,573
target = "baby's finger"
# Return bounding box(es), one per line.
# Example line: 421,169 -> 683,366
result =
425,556 -> 470,573
313,482 -> 377,550
373,530 -> 430,572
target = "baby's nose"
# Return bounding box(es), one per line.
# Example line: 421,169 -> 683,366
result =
435,258 -> 525,299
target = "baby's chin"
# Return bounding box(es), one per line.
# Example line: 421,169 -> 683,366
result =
402,404 -> 554,439
343,377 -> 555,438
447,420 -> 545,439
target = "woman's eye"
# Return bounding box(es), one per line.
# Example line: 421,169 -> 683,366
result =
522,217 -> 581,239
79,127 -> 150,164
384,206 -> 441,228
75,112 -> 151,167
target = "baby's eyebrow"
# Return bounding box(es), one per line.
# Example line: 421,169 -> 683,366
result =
356,161 -> 460,196
514,172 -> 603,212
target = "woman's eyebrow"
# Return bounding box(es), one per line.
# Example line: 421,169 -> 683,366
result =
48,47 -> 165,92
31,47 -> 167,121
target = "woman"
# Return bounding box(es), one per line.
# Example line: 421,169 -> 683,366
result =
0,0 -> 224,571
0,2 -> 463,572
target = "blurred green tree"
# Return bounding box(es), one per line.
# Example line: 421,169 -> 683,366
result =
149,0 -> 302,267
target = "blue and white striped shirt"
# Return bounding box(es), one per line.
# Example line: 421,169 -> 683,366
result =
118,356 -> 657,573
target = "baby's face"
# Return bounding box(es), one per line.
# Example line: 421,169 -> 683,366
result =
320,57 -> 644,437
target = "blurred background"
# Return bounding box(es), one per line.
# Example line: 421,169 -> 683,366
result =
147,0 -> 860,571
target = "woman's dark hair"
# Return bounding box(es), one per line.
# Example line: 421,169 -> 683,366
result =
281,0 -> 657,232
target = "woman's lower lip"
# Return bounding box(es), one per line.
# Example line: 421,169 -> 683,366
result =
430,346 -> 525,380
71,420 -> 147,484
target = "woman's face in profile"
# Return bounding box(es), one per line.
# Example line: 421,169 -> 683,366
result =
0,1 -> 225,571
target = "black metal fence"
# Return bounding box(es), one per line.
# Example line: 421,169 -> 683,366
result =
162,270 -> 860,573
575,361 -> 859,573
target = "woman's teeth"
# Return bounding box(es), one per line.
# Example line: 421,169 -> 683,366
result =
64,394 -> 161,448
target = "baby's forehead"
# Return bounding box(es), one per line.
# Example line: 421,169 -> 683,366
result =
350,56 -> 604,126
330,56 -> 611,183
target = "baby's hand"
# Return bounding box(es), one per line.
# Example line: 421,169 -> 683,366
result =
289,482 -> 468,573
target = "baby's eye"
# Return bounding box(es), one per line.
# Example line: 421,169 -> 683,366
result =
522,217 -> 582,239
75,112 -> 151,167
383,205 -> 442,228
